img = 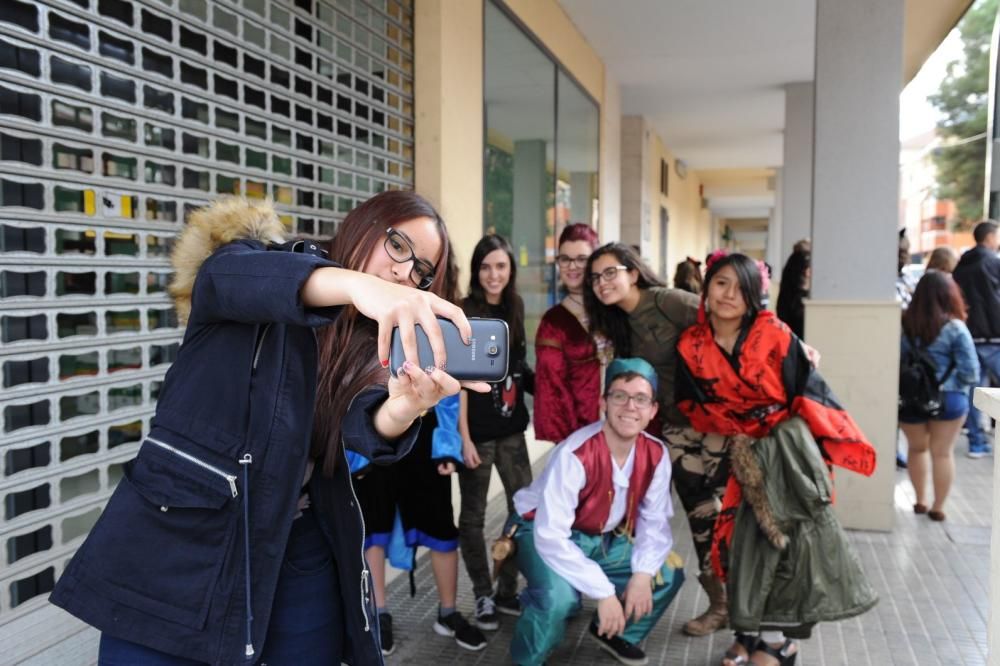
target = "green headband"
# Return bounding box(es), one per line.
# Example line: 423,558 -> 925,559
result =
605,357 -> 658,394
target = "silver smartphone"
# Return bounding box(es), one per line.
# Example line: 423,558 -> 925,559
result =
389,317 -> 509,383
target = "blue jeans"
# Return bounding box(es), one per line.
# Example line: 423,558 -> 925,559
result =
966,344 -> 1000,447
99,508 -> 344,665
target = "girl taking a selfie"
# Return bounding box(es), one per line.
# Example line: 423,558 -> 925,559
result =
52,192 -> 484,665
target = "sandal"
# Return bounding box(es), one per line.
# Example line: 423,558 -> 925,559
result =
749,638 -> 798,666
721,632 -> 757,665
928,510 -> 946,521
913,503 -> 928,514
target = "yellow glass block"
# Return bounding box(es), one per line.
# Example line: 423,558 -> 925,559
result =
275,186 -> 293,205
120,196 -> 132,219
246,180 -> 266,199
279,215 -> 293,230
83,190 -> 96,216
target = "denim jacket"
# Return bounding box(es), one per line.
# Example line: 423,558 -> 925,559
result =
901,319 -> 980,392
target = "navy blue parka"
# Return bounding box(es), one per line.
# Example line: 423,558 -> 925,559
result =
50,237 -> 417,665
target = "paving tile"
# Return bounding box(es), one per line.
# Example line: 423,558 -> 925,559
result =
385,443 -> 992,665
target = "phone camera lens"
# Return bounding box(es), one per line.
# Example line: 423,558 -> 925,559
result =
488,345 -> 499,356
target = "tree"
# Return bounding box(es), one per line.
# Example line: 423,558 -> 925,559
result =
929,0 -> 998,227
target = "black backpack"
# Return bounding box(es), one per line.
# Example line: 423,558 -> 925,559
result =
898,334 -> 954,420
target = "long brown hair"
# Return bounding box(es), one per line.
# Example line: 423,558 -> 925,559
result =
584,243 -> 664,357
463,235 -> 525,352
902,271 -> 967,344
312,191 -> 450,475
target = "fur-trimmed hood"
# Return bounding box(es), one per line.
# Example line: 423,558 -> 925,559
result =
168,198 -> 288,324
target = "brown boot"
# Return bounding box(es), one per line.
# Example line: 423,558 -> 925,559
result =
682,573 -> 728,636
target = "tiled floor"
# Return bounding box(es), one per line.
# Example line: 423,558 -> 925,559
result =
17,440 -> 993,665
384,445 -> 992,666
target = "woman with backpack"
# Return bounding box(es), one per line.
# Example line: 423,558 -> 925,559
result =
899,271 -> 980,521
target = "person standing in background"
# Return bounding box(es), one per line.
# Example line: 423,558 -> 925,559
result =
776,249 -> 811,340
458,234 -> 534,631
673,257 -> 704,295
952,220 -> 1000,458
926,246 -> 959,273
899,272 -> 980,520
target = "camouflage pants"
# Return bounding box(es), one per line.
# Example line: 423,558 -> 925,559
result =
662,425 -> 732,575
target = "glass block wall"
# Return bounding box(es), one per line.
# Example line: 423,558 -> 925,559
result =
0,0 -> 413,624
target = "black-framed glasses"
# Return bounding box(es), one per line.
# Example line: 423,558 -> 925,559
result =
385,228 -> 436,290
589,265 -> 629,285
557,254 -> 589,268
605,390 -> 654,408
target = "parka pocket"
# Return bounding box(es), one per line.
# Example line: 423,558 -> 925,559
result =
86,440 -> 239,630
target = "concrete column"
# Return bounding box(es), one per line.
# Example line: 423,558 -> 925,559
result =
767,169 -> 784,291
807,0 -> 903,531
782,82 -> 814,260
620,116 -> 650,255
414,0 -> 483,285
600,74 -> 622,243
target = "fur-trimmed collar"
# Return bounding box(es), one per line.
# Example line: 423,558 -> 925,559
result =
729,434 -> 788,551
168,198 -> 288,324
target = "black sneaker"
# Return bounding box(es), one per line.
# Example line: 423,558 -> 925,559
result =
378,612 -> 395,656
587,623 -> 648,666
433,611 -> 488,651
474,595 -> 499,630
494,593 -> 522,616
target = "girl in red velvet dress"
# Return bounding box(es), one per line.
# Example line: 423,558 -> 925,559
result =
533,223 -> 612,443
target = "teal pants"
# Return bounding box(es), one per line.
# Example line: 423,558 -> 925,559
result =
509,516 -> 684,665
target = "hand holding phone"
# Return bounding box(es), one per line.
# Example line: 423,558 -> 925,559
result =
389,317 -> 509,383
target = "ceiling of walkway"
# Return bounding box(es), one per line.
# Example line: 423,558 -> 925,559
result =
558,0 -> 815,170
558,0 -> 970,172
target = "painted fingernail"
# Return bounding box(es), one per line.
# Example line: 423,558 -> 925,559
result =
380,358 -> 389,368
402,361 -> 414,372
424,365 -> 435,374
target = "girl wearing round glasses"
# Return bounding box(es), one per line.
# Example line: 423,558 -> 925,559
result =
584,242 -> 736,638
533,223 -> 612,444
54,192 -> 485,665
675,252 -> 877,666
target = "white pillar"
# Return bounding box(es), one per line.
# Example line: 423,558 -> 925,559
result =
620,116 -> 650,254
807,0 -> 903,531
782,82 -> 814,260
767,169 -> 784,283
601,74 -> 622,243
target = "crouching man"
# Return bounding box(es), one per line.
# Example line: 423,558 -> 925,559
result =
509,358 -> 684,666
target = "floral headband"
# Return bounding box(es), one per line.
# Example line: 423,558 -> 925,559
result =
703,249 -> 771,295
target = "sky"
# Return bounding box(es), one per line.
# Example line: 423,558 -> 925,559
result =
899,27 -> 965,141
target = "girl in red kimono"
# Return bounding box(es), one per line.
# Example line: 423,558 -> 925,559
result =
533,223 -> 612,443
676,252 -> 878,666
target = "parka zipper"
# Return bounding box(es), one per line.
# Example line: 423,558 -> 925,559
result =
341,392 -> 373,634
252,324 -> 271,372
145,437 -> 238,498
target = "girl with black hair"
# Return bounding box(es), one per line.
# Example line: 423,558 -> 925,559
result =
457,234 -> 534,631
675,252 -> 878,666
584,242 -> 732,637
776,250 -> 811,340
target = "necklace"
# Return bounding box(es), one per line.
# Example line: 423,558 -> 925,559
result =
565,294 -> 584,307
